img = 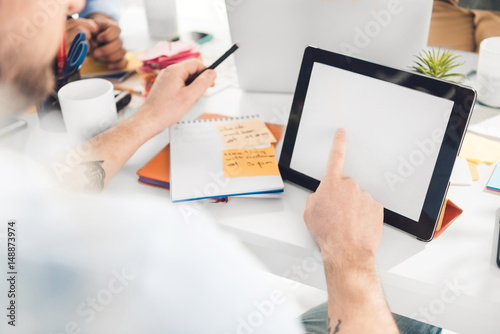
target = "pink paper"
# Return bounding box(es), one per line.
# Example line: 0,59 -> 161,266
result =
139,41 -> 200,61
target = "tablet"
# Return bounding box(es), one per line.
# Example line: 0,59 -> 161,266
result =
279,46 -> 476,241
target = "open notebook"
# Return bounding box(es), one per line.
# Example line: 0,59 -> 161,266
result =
170,115 -> 285,202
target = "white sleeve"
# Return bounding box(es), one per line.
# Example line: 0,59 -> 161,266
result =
0,166 -> 305,334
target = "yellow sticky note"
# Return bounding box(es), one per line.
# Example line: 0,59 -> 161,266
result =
459,133 -> 500,164
80,52 -> 141,76
467,161 -> 480,181
217,119 -> 277,149
223,146 -> 280,178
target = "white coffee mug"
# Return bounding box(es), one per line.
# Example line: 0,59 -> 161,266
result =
58,79 -> 117,145
477,37 -> 500,108
144,0 -> 178,40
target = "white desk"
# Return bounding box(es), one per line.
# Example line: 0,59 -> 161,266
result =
9,4 -> 500,333
105,88 -> 500,334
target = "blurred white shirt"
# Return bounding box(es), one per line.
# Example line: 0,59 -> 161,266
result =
0,149 -> 304,334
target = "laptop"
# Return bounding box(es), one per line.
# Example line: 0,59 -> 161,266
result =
226,0 -> 434,93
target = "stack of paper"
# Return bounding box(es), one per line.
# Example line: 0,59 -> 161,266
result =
450,157 -> 473,186
458,133 -> 500,164
468,104 -> 500,140
487,164 -> 500,193
138,41 -> 201,72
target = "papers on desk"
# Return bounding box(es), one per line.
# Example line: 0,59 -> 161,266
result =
138,41 -> 200,71
169,115 -> 284,203
468,103 -> 500,140
137,41 -> 201,96
80,52 -> 142,81
450,157 -> 473,186
487,164 -> 500,193
459,132 -> 500,164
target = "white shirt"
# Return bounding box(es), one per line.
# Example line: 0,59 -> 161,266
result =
0,149 -> 305,334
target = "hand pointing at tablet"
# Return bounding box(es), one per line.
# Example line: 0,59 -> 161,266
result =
303,129 -> 399,334
304,128 -> 384,260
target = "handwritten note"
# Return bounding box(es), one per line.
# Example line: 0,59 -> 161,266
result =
223,146 -> 280,178
217,119 -> 277,149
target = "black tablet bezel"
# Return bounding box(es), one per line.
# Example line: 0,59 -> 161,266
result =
279,46 -> 476,241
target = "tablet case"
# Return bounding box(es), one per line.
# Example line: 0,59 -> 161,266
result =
434,199 -> 463,239
137,113 -> 284,198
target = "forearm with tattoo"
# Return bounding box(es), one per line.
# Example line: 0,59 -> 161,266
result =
80,161 -> 106,192
328,317 -> 341,334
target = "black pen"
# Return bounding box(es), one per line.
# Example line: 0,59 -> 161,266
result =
186,42 -> 240,85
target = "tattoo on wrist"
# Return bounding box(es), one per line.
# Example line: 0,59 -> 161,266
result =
327,317 -> 342,334
81,161 -> 106,192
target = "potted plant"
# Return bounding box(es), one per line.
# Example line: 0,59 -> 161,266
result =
410,49 -> 467,82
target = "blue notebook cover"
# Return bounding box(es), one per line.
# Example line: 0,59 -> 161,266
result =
487,164 -> 500,192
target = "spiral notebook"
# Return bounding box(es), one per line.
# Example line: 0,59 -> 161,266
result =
170,115 -> 285,203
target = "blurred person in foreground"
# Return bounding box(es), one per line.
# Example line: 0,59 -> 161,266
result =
1,2 -> 299,332
1,0 -> 216,192
1,0 -> 439,333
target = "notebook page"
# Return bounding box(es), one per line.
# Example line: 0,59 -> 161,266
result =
170,116 -> 284,202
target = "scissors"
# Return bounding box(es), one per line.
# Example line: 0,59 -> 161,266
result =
63,31 -> 88,75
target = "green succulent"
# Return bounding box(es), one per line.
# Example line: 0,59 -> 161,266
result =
410,49 -> 467,82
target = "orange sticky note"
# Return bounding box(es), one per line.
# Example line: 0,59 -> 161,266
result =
223,146 -> 280,178
217,119 -> 277,149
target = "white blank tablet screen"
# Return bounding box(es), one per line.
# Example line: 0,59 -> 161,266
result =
290,63 -> 455,221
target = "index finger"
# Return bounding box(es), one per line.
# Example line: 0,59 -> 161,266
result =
324,128 -> 347,180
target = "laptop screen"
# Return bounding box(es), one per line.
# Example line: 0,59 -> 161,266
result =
290,62 -> 455,222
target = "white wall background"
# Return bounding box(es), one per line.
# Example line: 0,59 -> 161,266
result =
121,0 -> 221,21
